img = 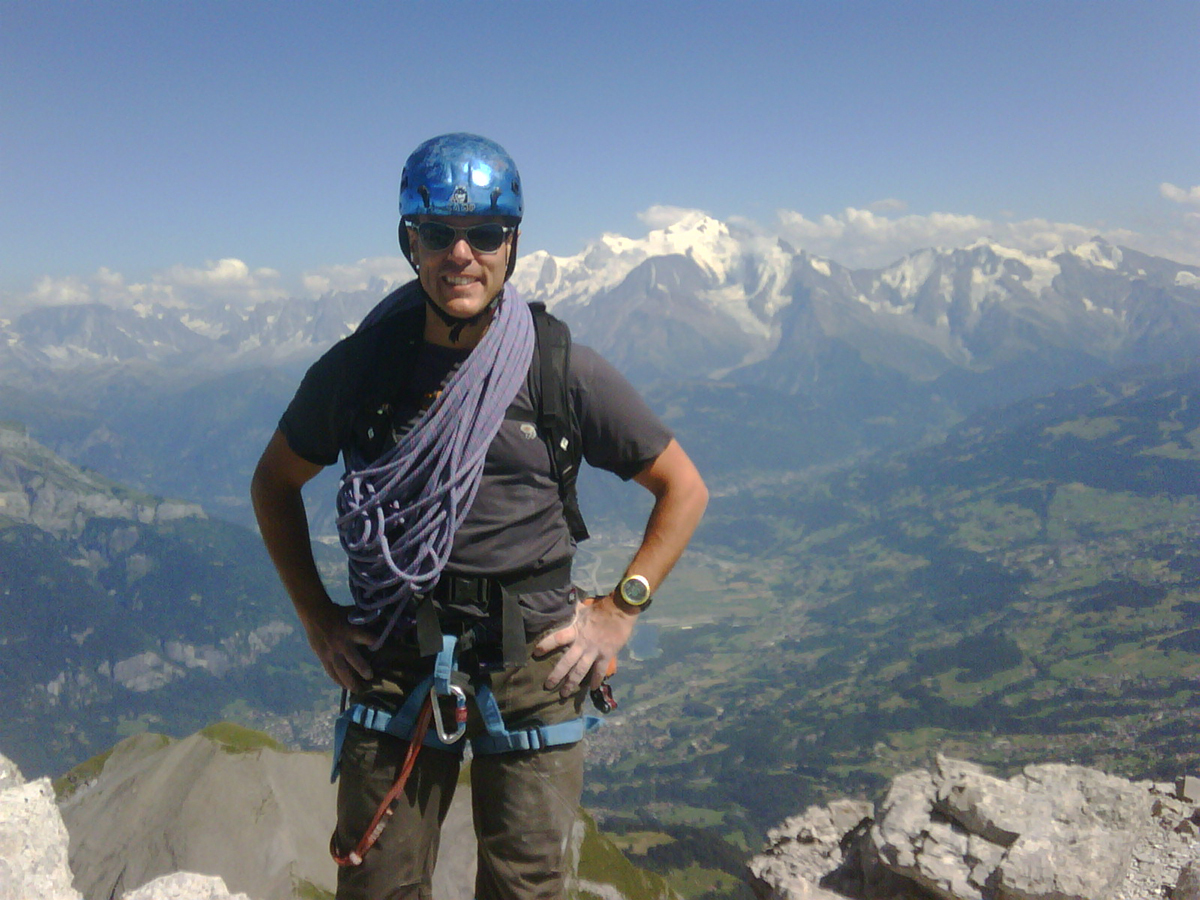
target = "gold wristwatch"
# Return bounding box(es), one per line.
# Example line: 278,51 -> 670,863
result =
616,574 -> 652,611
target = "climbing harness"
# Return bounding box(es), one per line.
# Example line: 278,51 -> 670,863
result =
329,634 -> 605,867
330,634 -> 604,778
330,696 -> 433,868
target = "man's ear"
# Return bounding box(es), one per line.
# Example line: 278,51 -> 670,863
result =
399,222 -> 418,271
504,228 -> 520,281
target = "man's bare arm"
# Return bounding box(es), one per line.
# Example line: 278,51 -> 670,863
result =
536,438 -> 709,696
250,429 -> 374,691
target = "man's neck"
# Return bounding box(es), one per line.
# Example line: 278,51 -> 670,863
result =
422,306 -> 495,348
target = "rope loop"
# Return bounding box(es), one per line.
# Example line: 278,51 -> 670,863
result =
335,286 -> 534,646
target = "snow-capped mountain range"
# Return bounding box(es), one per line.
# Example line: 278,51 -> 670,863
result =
2,211 -> 1198,525
519,211 -> 1200,394
3,210 -> 1198,398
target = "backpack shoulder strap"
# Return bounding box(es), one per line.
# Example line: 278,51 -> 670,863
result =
344,300 -> 425,464
529,302 -> 589,542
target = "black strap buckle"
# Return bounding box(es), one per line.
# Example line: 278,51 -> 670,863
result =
447,576 -> 492,607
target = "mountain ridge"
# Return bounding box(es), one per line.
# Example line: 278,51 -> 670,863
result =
3,217 -> 1197,520
5,217 -> 1197,391
0,424 -> 321,779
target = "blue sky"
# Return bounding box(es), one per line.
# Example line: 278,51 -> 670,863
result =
3,0 -> 1198,306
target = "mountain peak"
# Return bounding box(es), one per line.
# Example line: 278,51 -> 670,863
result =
512,210 -> 743,309
643,212 -> 738,281
1068,236 -> 1123,270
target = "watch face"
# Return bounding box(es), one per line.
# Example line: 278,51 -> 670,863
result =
620,575 -> 650,606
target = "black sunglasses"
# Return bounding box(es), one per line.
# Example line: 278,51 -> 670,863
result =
412,221 -> 515,254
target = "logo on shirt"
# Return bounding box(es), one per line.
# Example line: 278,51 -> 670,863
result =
519,423 -> 538,440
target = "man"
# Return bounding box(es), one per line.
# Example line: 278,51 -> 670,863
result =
250,133 -> 707,900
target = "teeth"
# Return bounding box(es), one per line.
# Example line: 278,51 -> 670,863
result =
446,276 -> 474,285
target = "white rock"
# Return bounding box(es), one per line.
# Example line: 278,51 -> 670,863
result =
0,776 -> 83,900
121,872 -> 252,900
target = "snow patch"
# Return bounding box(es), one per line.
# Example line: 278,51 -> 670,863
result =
856,293 -> 912,315
1072,240 -> 1121,270
965,238 -> 1060,293
969,266 -> 1002,307
810,258 -> 831,277
1176,271 -> 1200,288
699,285 -> 772,337
880,250 -> 938,298
180,314 -> 228,339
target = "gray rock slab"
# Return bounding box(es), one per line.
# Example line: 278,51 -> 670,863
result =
935,755 -> 1034,847
994,827 -> 1134,900
1178,776 -> 1200,805
0,755 -> 23,794
871,768 -> 984,900
749,799 -> 873,899
870,756 -> 1155,900
1175,861 -> 1200,900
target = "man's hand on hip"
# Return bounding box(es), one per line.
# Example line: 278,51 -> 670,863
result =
302,603 -> 376,692
534,595 -> 637,698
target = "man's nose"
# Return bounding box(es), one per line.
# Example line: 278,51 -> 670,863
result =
447,236 -> 474,262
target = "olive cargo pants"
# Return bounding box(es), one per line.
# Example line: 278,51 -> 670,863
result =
334,639 -> 587,900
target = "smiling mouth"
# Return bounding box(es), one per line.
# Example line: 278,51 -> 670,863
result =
444,275 -> 476,286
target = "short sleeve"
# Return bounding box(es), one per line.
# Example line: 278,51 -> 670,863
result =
278,340 -> 355,467
571,344 -> 673,480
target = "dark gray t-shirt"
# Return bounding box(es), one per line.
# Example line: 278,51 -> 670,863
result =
279,308 -> 671,630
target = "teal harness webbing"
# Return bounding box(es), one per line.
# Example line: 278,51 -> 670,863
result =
331,634 -> 602,782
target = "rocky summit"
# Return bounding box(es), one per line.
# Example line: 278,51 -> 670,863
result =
748,754 -> 1200,900
2,735 -> 1198,900
1,727 -> 676,900
0,750 -> 249,900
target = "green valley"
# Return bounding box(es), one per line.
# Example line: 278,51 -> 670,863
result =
582,360 -> 1200,895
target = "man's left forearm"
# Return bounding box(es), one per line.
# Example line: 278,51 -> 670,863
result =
535,438 -> 707,695
621,438 -> 709,597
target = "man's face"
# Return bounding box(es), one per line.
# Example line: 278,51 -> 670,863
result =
411,215 -> 515,321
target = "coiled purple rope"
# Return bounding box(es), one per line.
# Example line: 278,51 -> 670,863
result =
336,287 -> 534,647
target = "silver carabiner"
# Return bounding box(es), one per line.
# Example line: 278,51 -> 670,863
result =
431,683 -> 467,744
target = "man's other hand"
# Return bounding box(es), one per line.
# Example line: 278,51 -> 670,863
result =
304,604 -> 376,692
534,595 -> 636,698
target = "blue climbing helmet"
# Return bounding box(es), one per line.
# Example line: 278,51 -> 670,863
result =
400,133 -> 523,221
398,133 -> 523,277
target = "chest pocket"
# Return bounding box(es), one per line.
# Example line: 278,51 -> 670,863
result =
482,401 -> 555,482
350,401 -> 405,465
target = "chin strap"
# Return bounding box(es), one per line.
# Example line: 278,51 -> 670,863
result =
421,288 -> 503,343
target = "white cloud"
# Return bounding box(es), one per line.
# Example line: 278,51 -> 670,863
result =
1160,182 -> 1200,208
7,259 -> 289,314
1,256 -> 415,317
29,273 -> 93,307
773,205 -> 1196,268
637,205 -> 710,230
776,207 -> 992,267
155,259 -> 286,306
301,256 -> 411,297
868,198 -> 908,213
